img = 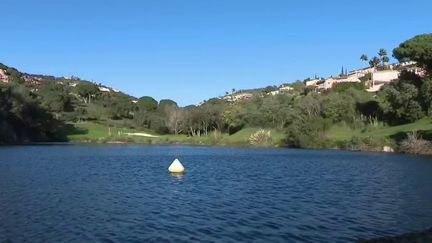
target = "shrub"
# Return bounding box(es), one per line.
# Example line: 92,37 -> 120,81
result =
285,116 -> 331,148
336,136 -> 393,152
399,131 -> 432,155
209,130 -> 223,145
249,129 -> 272,146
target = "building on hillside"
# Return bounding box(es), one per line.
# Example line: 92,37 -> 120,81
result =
334,75 -> 362,84
98,87 -> 111,92
0,69 -> 8,83
405,66 -> 426,78
315,75 -> 361,91
305,79 -> 320,87
372,70 -> 399,84
268,90 -> 280,96
366,70 -> 400,92
316,78 -> 336,90
23,75 -> 42,86
223,92 -> 254,102
399,61 -> 417,67
279,85 -> 294,93
348,67 -> 375,78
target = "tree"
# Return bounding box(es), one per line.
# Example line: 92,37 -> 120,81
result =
158,99 -> 177,111
223,103 -> 247,134
393,34 -> 432,73
262,85 -> 277,94
378,80 -> 424,124
420,78 -> 432,115
38,80 -> 72,113
360,54 -> 369,62
5,67 -> 25,84
76,83 -> 100,104
0,84 -> 67,143
137,96 -> 158,111
378,48 -> 389,67
321,93 -> 356,123
382,56 -> 390,65
164,105 -> 184,134
369,57 -> 380,68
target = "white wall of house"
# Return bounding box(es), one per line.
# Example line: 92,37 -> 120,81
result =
98,87 -> 111,92
269,90 -> 280,96
317,78 -> 335,90
279,86 -> 293,92
305,79 -> 319,87
336,75 -> 361,83
372,70 -> 400,83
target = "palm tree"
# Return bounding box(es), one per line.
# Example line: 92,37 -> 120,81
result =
360,54 -> 369,67
378,48 -> 388,67
369,57 -> 380,68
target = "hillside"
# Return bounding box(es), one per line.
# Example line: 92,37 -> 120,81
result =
0,34 -> 431,154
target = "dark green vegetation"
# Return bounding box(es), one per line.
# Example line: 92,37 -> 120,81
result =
0,34 -> 431,153
0,84 -> 69,143
393,34 -> 432,73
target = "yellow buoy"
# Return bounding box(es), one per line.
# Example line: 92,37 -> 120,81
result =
168,158 -> 185,173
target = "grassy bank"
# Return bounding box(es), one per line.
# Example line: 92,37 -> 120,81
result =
65,119 -> 432,153
327,118 -> 432,141
324,118 -> 432,152
66,122 -> 286,147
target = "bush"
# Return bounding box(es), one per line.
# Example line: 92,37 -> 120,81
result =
333,136 -> 393,152
285,116 -> 331,148
249,129 -> 272,146
399,131 -> 432,155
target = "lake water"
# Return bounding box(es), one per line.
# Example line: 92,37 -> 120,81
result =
0,145 -> 431,242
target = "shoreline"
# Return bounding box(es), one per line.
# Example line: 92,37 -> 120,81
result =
4,139 -> 432,156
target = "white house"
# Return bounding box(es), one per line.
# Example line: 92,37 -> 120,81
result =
366,70 -> 400,92
348,67 -> 375,78
335,75 -> 361,84
279,85 -> 293,93
0,69 -> 8,83
268,90 -> 280,96
317,78 -> 336,90
305,79 -> 320,87
372,70 -> 400,83
98,87 -> 111,92
224,92 -> 254,102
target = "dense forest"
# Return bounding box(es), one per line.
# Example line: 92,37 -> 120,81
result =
0,34 -> 431,153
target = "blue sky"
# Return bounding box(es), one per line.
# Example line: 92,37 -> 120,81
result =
1,0 -> 431,105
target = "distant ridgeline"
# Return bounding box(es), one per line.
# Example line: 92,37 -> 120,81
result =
0,34 -> 431,153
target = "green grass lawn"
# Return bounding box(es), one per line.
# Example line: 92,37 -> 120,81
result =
155,127 -> 285,146
67,122 -> 153,141
326,118 -> 432,141
66,122 -> 285,146
66,118 -> 432,146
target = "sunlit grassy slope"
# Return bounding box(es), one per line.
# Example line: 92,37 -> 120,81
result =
326,118 -> 432,141
66,122 -> 285,146
66,118 -> 432,146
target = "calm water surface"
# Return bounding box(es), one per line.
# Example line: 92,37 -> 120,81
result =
0,145 -> 431,242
